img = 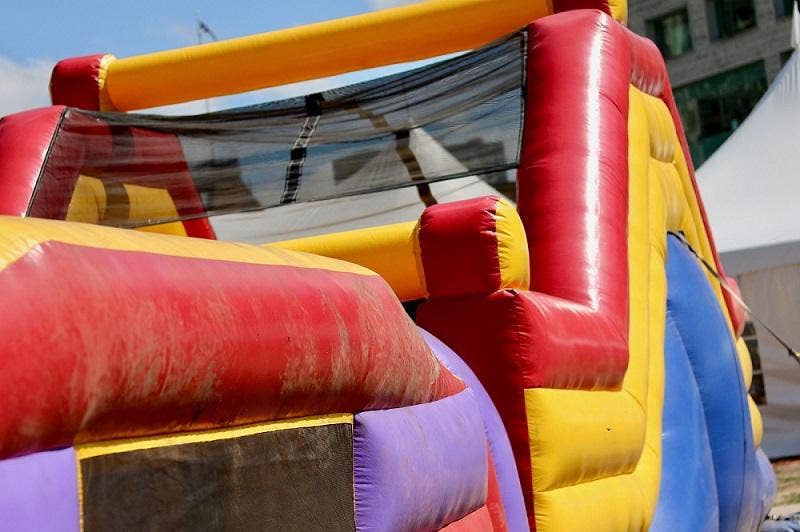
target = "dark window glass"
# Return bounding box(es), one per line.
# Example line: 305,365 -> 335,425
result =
674,61 -> 767,165
774,0 -> 795,18
706,0 -> 757,39
646,8 -> 693,59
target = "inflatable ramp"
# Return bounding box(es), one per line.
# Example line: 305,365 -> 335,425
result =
0,0 -> 776,529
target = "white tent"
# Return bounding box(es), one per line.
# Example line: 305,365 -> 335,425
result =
697,5 -> 800,458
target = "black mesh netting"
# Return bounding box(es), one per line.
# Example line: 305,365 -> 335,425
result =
81,423 -> 355,531
29,31 -> 526,240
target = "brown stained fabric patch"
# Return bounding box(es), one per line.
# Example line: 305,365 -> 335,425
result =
80,423 -> 355,531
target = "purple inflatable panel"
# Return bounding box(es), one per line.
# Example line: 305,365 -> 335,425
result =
353,389 -> 487,531
753,448 -> 777,531
420,328 -> 529,532
0,447 -> 79,531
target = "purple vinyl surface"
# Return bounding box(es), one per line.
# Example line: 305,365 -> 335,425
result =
754,448 -> 777,531
0,447 -> 79,531
353,388 -> 487,531
421,328 -> 529,531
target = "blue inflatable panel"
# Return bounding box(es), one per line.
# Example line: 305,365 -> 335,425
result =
664,235 -> 758,531
652,316 -> 719,532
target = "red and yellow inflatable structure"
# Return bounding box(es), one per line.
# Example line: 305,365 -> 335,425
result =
0,0 -> 776,530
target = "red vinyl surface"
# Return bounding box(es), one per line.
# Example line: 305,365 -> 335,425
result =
103,127 -> 215,239
420,9 -> 634,394
440,505 -> 494,531
0,107 -> 65,216
418,289 -> 627,515
723,276 -> 746,337
50,54 -> 108,110
551,0 -> 611,15
0,241 -> 463,459
485,445 -> 510,532
418,196 -> 502,298
27,121 -> 216,239
419,11 -> 634,525
517,11 -> 631,366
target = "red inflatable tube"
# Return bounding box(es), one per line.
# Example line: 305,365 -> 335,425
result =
50,54 -> 109,111
418,195 -> 507,299
0,240 -> 463,459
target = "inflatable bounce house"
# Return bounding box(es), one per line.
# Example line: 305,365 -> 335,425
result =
0,0 -> 778,530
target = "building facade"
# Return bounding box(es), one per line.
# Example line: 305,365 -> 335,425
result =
629,0 -> 795,164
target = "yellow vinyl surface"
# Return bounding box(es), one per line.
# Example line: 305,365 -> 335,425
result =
495,197 -> 531,291
272,197 -> 531,301
524,388 -> 645,492
66,176 -> 188,236
0,216 -> 375,276
737,337 -> 754,388
124,184 -> 189,237
272,221 -> 426,301
608,0 -> 629,25
738,338 -> 764,446
100,0 -> 551,110
527,86 -> 747,530
76,413 -> 353,459
65,176 -> 107,225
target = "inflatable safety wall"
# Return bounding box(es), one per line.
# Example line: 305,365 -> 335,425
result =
0,216 -> 528,530
0,0 -> 775,530
414,9 -> 776,530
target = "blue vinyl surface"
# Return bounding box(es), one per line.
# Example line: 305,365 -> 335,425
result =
652,316 -> 719,531
653,235 -> 771,531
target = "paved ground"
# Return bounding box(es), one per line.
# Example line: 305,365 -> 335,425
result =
774,459 -> 800,508
766,458 -> 800,530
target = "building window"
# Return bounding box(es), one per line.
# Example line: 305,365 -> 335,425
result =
646,8 -> 693,59
706,0 -> 757,40
674,61 -> 767,165
774,0 -> 795,18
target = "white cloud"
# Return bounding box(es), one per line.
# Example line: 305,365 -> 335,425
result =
138,99 -> 218,116
368,0 -> 423,10
163,21 -> 197,45
231,76 -> 347,104
0,56 -> 55,117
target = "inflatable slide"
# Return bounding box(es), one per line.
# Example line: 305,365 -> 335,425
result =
0,0 -> 776,530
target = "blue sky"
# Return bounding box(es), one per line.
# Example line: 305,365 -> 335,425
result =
0,0 -> 422,115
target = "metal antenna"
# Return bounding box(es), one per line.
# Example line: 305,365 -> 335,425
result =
195,14 -> 219,113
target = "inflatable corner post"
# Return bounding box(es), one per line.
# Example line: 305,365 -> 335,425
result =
0,0 -> 775,529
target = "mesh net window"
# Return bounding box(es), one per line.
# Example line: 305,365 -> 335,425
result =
80,423 -> 356,531
29,31 -> 527,242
